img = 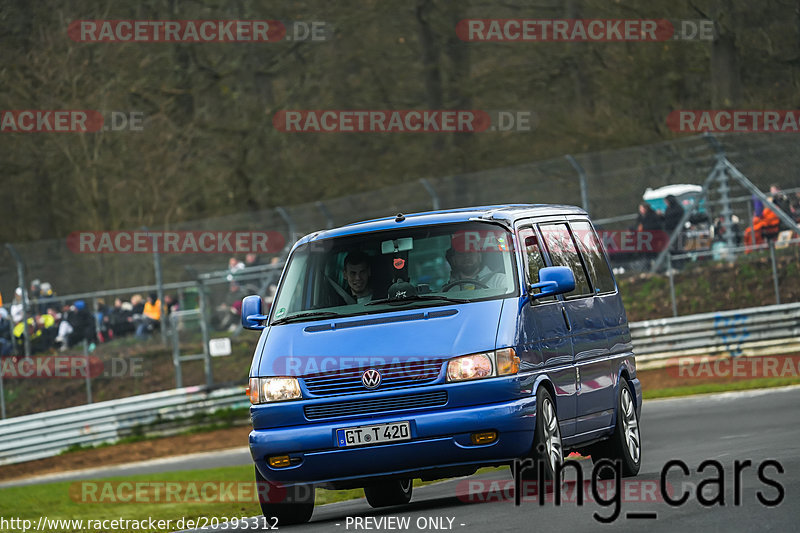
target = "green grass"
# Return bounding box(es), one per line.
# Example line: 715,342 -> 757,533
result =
0,463 -> 507,533
643,376 -> 800,399
0,465 -> 361,533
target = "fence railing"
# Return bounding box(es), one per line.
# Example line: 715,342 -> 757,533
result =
631,301 -> 800,369
1,301 -> 798,468
0,385 -> 247,467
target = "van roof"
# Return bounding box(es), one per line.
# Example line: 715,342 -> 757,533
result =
295,204 -> 587,246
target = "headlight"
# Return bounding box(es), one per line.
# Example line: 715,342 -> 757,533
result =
446,348 -> 519,382
247,377 -> 302,404
447,354 -> 493,382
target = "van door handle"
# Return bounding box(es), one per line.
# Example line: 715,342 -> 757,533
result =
561,307 -> 572,331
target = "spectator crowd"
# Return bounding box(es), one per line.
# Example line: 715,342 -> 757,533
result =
634,185 -> 800,253
0,278 -> 178,358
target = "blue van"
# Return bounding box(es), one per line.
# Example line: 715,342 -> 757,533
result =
242,205 -> 642,524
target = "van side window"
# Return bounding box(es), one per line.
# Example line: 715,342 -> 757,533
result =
518,227 -> 555,301
570,220 -> 616,294
539,223 -> 592,297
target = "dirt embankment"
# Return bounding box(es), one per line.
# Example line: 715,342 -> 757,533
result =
619,249 -> 800,322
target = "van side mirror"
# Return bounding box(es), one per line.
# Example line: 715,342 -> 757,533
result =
242,295 -> 268,330
528,266 -> 575,299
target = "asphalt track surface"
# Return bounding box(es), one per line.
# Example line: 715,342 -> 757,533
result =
172,385 -> 800,533
3,387 -> 798,531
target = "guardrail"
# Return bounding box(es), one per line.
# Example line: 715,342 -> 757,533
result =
1,301 -> 799,467
631,301 -> 800,369
0,385 -> 247,466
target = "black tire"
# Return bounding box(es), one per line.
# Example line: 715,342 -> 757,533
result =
591,378 -> 641,478
255,466 -> 315,525
515,387 -> 563,482
364,479 -> 413,508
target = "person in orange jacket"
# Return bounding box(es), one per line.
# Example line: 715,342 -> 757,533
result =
136,293 -> 161,339
744,197 -> 781,251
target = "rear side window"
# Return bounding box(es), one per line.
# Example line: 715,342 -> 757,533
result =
539,223 -> 592,297
571,220 -> 616,294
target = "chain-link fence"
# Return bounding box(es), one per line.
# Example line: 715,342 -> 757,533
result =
2,132 -> 800,418
2,133 -> 799,298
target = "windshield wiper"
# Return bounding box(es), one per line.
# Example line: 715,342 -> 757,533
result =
271,311 -> 345,325
365,294 -> 471,306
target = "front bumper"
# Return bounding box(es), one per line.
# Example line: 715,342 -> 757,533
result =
250,395 -> 537,487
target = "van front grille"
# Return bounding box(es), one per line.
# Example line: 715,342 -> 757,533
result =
304,390 -> 448,420
302,358 -> 446,396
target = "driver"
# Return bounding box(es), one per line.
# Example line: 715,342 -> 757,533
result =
343,251 -> 374,303
445,248 -> 507,290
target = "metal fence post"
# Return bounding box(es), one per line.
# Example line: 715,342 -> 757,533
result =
152,236 -> 168,347
0,365 -> 6,419
769,240 -> 780,305
565,155 -> 589,214
5,244 -> 30,357
419,178 -> 441,211
83,339 -> 93,404
315,201 -> 335,229
171,314 -> 183,389
197,280 -> 213,388
747,200 -> 755,254
92,297 -> 103,342
275,207 -> 297,257
716,164 -> 736,253
667,253 -> 678,317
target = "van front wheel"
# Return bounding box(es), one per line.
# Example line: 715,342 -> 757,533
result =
515,387 -> 563,482
364,479 -> 413,508
254,466 -> 315,525
591,378 -> 641,478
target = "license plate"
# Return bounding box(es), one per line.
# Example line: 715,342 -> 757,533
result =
336,421 -> 411,447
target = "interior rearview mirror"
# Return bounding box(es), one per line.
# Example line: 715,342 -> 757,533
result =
381,237 -> 414,254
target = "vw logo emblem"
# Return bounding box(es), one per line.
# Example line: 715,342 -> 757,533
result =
362,368 -> 382,389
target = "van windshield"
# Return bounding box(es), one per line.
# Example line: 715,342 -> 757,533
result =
270,222 -> 518,324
